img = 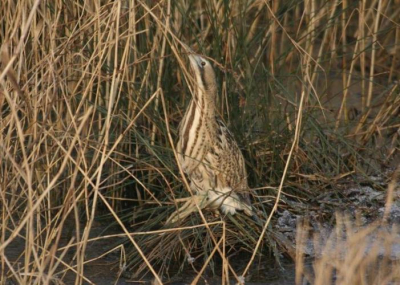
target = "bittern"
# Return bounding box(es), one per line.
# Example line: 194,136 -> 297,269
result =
167,43 -> 254,224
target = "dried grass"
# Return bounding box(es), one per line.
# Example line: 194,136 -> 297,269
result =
1,0 -> 399,284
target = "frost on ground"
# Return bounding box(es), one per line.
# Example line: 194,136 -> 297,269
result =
274,183 -> 400,260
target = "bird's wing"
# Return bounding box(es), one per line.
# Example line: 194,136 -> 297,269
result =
205,117 -> 250,196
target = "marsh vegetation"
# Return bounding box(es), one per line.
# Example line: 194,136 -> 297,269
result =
1,0 -> 400,284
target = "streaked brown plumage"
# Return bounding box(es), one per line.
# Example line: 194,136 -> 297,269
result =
167,44 -> 253,224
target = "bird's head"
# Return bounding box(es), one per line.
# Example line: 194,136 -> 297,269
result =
181,43 -> 217,95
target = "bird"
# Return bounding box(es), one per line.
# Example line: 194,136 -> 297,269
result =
166,43 -> 254,224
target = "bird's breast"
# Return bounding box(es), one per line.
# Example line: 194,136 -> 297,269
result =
178,101 -> 211,174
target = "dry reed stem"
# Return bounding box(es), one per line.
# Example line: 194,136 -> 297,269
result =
367,0 -> 383,108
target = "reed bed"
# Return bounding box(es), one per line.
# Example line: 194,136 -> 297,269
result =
1,0 -> 399,284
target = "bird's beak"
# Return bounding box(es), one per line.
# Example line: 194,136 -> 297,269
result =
181,43 -> 203,69
181,42 -> 194,54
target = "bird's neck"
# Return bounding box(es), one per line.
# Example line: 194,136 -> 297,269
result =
193,88 -> 216,119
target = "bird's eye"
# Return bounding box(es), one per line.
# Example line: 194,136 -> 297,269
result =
201,61 -> 206,67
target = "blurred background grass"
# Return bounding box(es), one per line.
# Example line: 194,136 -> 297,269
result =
1,0 -> 399,283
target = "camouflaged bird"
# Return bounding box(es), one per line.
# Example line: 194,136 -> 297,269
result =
167,43 -> 253,224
